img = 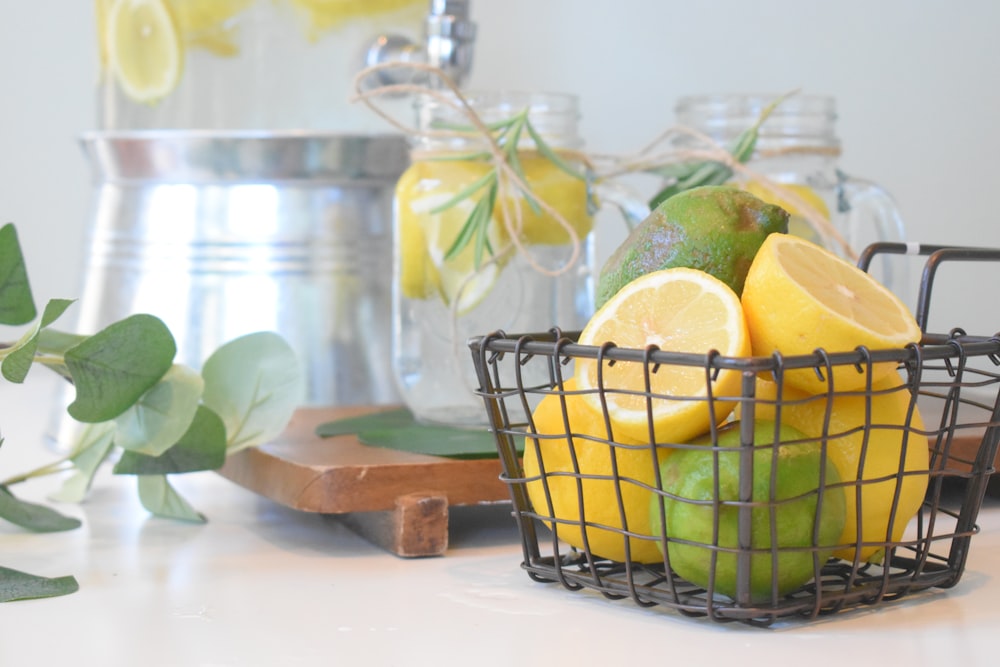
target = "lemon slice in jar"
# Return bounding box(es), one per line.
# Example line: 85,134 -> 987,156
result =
107,0 -> 184,104
740,180 -> 830,244
411,193 -> 507,315
168,0 -> 253,57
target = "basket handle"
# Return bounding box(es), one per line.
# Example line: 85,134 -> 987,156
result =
857,242 -> 1000,334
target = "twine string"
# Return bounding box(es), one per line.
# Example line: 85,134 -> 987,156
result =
352,61 -> 859,317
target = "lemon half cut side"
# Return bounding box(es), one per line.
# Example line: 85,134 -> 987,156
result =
575,267 -> 750,444
108,0 -> 184,104
741,233 -> 921,393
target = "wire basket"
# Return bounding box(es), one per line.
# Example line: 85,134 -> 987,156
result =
468,244 -> 1000,626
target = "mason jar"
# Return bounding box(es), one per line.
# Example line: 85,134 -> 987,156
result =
393,91 -> 646,426
672,93 -> 909,300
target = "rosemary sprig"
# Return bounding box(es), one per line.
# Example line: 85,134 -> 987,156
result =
428,108 -> 589,268
646,93 -> 791,210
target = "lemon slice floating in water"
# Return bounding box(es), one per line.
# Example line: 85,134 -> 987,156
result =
108,0 -> 184,104
412,193 -> 507,315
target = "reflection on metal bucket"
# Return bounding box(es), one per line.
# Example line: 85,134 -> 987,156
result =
65,131 -> 407,422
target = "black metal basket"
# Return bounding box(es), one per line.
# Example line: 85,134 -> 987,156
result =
468,244 -> 1000,626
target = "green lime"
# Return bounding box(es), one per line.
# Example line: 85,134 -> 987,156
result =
596,185 -> 788,308
649,420 -> 845,602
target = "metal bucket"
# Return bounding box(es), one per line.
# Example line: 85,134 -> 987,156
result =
70,130 -> 408,408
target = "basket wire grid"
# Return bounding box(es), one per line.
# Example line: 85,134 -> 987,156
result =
469,243 -> 1000,626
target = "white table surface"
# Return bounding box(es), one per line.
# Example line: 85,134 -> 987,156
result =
3,371 -> 1000,667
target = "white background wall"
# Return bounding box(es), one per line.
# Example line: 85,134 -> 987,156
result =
2,0 -> 999,334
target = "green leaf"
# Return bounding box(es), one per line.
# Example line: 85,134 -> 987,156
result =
524,119 -> 586,181
0,485 -> 81,532
0,567 -> 78,602
49,422 -> 117,504
114,406 -> 227,475
65,314 -> 176,423
646,93 -> 793,210
1,298 -> 75,383
0,223 -> 37,326
200,331 -> 304,453
37,328 -> 89,355
429,168 -> 496,215
315,408 -> 508,460
359,426 -> 500,460
136,475 -> 205,523
316,407 -> 417,437
113,364 -> 204,456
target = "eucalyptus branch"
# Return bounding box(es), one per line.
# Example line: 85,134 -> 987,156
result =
0,221 -> 305,603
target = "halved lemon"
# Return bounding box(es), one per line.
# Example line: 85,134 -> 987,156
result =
575,267 -> 750,443
108,0 -> 184,104
741,233 -> 921,393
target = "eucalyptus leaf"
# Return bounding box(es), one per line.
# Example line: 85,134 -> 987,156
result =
0,223 -> 37,326
0,485 -> 81,532
0,567 -> 79,603
37,328 -> 89,355
114,406 -> 226,475
1,298 -> 75,383
65,314 -> 176,423
49,422 -> 117,504
200,331 -> 303,453
113,364 -> 204,456
136,475 -> 205,523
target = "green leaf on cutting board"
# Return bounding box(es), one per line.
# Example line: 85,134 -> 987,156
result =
315,408 -> 514,460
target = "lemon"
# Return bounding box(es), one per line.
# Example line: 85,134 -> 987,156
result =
95,0 -> 116,71
412,192 -> 506,314
107,0 -> 184,104
394,165 -> 440,300
575,267 -> 751,443
290,0 -> 425,40
739,180 -> 829,244
506,154 -> 593,246
760,374 -> 929,563
651,420 -> 845,601
523,379 -> 669,563
168,0 -> 253,57
741,233 -> 921,393
395,160 -> 512,313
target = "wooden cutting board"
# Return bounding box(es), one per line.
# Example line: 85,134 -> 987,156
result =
218,405 -> 512,557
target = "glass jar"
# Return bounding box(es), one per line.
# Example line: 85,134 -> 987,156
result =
393,91 -> 646,426
95,0 -> 426,131
672,94 -> 909,299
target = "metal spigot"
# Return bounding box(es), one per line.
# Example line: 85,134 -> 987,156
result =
363,0 -> 477,89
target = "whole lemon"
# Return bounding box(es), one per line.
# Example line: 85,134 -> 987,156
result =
522,379 -> 668,563
650,420 -> 846,602
763,374 -> 929,562
595,185 -> 788,308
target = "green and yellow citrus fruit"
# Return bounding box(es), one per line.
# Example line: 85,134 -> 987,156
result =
596,185 -> 788,308
759,373 -> 929,562
650,419 -> 846,601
